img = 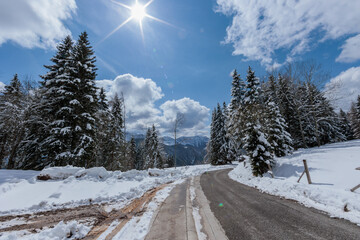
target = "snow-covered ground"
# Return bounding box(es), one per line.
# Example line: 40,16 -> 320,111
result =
229,140 -> 360,225
0,164 -> 232,216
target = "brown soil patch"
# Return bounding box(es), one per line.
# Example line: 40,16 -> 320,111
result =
0,183 -> 169,239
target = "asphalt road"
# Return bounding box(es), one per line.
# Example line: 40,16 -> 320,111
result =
200,169 -> 360,240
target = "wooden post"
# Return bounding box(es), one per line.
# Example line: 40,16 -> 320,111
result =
350,184 -> 360,192
297,171 -> 305,183
350,167 -> 360,192
303,159 -> 312,184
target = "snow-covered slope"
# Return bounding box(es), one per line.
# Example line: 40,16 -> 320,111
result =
229,140 -> 360,225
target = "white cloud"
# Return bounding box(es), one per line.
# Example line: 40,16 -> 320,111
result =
324,66 -> 360,112
96,74 -> 210,137
0,81 -> 5,92
216,0 -> 360,67
0,0 -> 77,49
159,98 -> 210,136
336,34 -> 360,63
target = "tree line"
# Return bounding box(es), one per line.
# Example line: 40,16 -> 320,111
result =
208,64 -> 360,176
0,32 -> 169,171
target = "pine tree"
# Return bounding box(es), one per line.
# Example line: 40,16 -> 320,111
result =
243,121 -> 273,176
95,87 -> 112,167
339,109 -> 353,141
227,69 -> 246,161
264,99 -> 293,157
70,32 -> 99,167
242,67 -> 273,176
0,74 -> 25,169
222,102 -> 235,163
18,89 -> 49,169
40,35 -> 76,166
209,104 -> 227,165
350,96 -> 360,138
143,125 -> 163,169
127,136 -> 137,170
208,108 -> 218,165
106,93 -> 125,170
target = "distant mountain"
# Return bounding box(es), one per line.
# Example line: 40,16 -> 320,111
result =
126,133 -> 209,166
162,136 -> 209,148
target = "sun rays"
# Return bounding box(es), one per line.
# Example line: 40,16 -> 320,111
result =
100,0 -> 173,43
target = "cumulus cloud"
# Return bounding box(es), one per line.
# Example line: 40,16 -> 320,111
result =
96,74 -> 210,137
159,98 -> 210,136
216,0 -> 360,67
336,34 -> 360,63
324,66 -> 360,112
0,0 -> 77,48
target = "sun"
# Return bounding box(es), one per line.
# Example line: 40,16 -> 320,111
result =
131,3 -> 146,22
100,0 -> 174,44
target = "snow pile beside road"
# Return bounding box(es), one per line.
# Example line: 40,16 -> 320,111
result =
229,140 -> 360,225
0,164 -> 233,216
0,221 -> 90,240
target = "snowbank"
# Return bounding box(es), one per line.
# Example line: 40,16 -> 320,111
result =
229,140 -> 360,225
0,221 -> 90,240
0,164 -> 233,216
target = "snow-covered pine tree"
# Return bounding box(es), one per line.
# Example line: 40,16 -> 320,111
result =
142,125 -> 163,169
243,121 -> 273,176
277,74 -> 305,148
227,69 -> 246,161
95,87 -> 112,167
264,99 -> 293,157
40,35 -> 77,166
351,96 -> 360,138
106,93 -> 125,170
127,136 -> 137,170
217,103 -> 228,164
151,125 -> 163,169
209,108 -> 220,165
222,102 -> 235,163
70,32 -> 99,167
339,109 -> 353,141
243,67 -> 273,176
143,128 -> 153,169
302,82 -> 344,147
0,74 -> 25,169
18,88 -> 49,170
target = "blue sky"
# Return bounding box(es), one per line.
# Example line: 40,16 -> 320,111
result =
1,0 -> 360,136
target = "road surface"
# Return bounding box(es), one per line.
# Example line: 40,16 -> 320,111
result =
200,169 -> 360,240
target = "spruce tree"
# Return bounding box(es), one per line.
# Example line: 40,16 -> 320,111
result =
351,96 -> 360,139
222,102 -> 235,163
128,136 -> 137,170
143,125 -> 163,169
265,99 -> 293,157
227,69 -> 246,161
40,35 -> 76,166
95,87 -> 111,167
243,67 -> 273,176
70,32 -> 99,167
107,93 -> 125,170
0,74 -> 25,169
339,109 -> 353,141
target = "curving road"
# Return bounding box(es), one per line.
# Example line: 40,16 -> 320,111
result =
200,169 -> 360,240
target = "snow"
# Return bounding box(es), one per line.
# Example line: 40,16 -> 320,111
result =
112,182 -> 179,240
189,177 -> 207,240
0,170 -> 38,185
229,140 -> 360,225
0,164 -> 233,216
0,221 -> 90,240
